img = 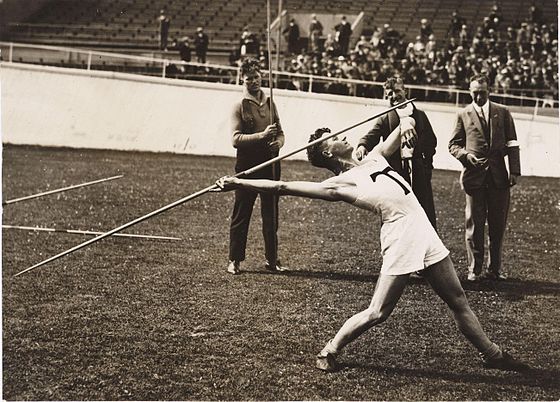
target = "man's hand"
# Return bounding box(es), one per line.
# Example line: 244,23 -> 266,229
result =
466,153 -> 488,168
401,127 -> 418,149
262,123 -> 278,141
355,145 -> 369,161
214,176 -> 239,192
509,173 -> 519,187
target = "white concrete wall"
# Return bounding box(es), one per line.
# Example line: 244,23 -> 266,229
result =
2,62 -> 559,177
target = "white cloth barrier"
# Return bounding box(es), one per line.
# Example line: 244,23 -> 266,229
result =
2,63 -> 559,177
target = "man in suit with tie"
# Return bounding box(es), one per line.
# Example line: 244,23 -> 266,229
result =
449,74 -> 520,282
356,77 -> 438,229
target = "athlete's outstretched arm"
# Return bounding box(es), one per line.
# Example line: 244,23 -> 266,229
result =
216,177 -> 353,202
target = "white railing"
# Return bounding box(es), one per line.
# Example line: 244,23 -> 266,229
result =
1,41 -> 557,113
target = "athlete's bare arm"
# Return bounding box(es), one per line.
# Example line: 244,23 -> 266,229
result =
216,175 -> 358,203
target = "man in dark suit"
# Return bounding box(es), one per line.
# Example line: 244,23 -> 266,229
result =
356,77 -> 438,229
194,27 -> 209,64
283,18 -> 300,55
449,74 -> 520,282
335,16 -> 352,56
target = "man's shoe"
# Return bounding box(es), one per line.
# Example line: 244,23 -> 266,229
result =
483,271 -> 507,281
467,272 -> 481,282
316,352 -> 338,372
265,260 -> 289,272
482,351 -> 530,372
227,260 -> 240,275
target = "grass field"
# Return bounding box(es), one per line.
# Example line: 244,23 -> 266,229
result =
2,144 -> 559,400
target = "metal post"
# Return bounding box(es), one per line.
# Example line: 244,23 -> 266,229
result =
533,99 -> 539,119
162,60 -> 167,78
309,76 -> 313,93
276,0 -> 283,72
9,42 -> 14,62
87,51 -> 92,70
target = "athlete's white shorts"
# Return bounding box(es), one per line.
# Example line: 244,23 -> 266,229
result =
380,210 -> 449,276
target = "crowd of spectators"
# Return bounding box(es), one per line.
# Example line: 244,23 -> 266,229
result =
161,5 -> 557,105
275,6 -> 557,103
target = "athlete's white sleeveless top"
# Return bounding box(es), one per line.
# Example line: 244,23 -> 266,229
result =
339,152 -> 423,223
334,151 -> 449,274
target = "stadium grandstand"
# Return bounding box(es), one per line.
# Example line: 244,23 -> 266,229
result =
0,0 -> 558,107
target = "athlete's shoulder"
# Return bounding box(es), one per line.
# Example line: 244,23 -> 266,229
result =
361,148 -> 390,165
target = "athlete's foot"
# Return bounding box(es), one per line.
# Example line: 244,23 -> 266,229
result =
482,351 -> 530,372
316,351 -> 338,372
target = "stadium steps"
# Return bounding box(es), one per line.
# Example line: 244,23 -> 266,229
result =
2,0 -> 557,54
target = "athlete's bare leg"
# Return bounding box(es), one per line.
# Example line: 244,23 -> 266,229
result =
422,255 -> 494,353
329,273 -> 410,352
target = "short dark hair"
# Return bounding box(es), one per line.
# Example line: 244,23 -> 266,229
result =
240,58 -> 261,76
470,74 -> 490,86
307,128 -> 332,170
384,77 -> 405,90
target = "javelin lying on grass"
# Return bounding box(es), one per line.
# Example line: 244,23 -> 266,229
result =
3,175 -> 123,206
14,99 -> 415,277
3,225 -> 181,241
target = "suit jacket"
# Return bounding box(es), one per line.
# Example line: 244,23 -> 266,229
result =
449,102 -> 520,194
358,106 -> 437,177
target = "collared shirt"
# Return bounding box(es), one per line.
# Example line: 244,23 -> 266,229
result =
472,100 -> 489,125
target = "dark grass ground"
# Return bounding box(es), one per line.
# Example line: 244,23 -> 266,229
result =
2,144 -> 559,401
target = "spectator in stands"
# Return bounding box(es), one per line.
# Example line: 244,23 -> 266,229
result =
488,4 -> 502,30
226,58 -> 288,275
448,10 -> 466,38
194,27 -> 209,64
528,5 -> 542,25
157,9 -> 171,51
383,23 -> 401,48
240,26 -> 260,58
419,18 -> 433,43
459,24 -> 470,47
283,18 -> 300,55
323,33 -> 340,57
449,74 -> 520,282
356,77 -> 438,229
425,34 -> 437,61
354,35 -> 372,53
335,16 -> 353,56
177,36 -> 192,64
309,14 -> 324,54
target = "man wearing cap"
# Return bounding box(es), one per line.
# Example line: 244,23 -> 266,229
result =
449,74 -> 520,282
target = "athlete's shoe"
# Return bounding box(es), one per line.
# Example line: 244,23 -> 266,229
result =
265,260 -> 289,272
482,351 -> 530,372
316,352 -> 338,372
227,260 -> 240,275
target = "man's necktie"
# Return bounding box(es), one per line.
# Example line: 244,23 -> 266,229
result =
479,107 -> 490,142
